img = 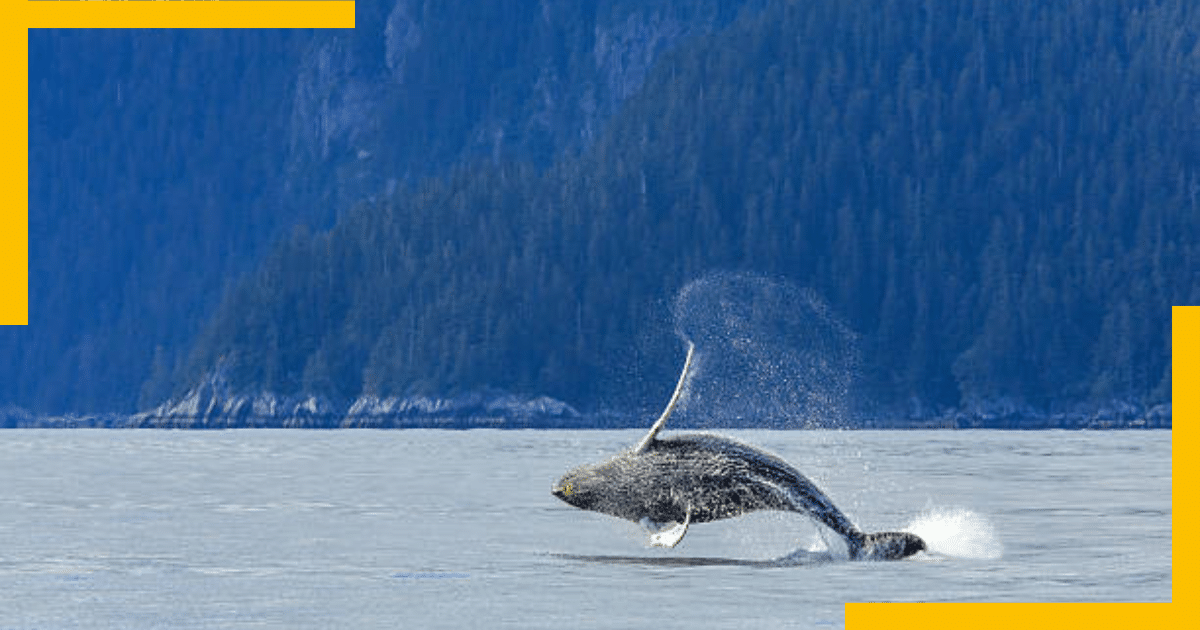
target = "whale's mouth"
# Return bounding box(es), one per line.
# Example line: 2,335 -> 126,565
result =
552,481 -> 586,508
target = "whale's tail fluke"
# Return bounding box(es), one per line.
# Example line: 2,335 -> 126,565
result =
848,531 -> 926,561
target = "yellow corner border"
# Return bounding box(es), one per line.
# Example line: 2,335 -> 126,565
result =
850,309 -> 1187,625
4,0 -> 354,326
3,14 -> 28,325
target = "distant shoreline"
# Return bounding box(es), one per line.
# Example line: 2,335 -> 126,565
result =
1,411 -> 1171,431
3,387 -> 1169,431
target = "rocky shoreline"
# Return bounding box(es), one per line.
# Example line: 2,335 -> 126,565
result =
0,368 -> 1171,430
0,394 -> 1171,430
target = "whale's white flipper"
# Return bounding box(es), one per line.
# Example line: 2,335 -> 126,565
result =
649,508 -> 691,548
634,342 -> 696,454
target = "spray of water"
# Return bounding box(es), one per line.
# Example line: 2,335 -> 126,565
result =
669,272 -> 859,428
655,274 -> 1000,564
903,507 -> 1003,560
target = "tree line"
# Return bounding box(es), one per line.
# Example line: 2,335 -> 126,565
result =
175,0 -> 1194,418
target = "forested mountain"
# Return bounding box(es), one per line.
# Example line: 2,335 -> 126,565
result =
12,0 -> 750,414
177,0 -> 1195,420
18,29 -> 309,414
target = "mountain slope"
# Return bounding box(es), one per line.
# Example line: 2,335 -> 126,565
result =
181,0 -> 1196,418
12,0 -> 752,414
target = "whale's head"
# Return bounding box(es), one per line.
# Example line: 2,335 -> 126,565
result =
552,463 -> 606,511
552,451 -> 639,515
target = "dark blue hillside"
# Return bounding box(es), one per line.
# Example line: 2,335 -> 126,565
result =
12,0 -> 753,415
9,0 -> 1192,426
183,0 -> 1193,422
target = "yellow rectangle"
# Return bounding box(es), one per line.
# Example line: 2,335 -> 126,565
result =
23,1 -> 356,29
847,602 -> 1175,628
1172,305 -> 1192,603
2,25 -> 28,326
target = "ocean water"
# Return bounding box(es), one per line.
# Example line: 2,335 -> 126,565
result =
0,429 -> 1170,629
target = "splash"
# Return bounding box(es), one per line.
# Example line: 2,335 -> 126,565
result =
903,507 -> 1003,560
670,272 -> 859,428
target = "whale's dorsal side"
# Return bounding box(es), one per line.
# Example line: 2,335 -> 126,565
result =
634,342 -> 696,454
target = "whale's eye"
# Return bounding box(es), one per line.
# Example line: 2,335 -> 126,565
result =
562,483 -> 574,497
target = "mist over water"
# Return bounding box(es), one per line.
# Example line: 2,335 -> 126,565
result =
670,273 -> 859,428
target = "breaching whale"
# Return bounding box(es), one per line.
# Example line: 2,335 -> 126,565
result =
552,342 -> 925,561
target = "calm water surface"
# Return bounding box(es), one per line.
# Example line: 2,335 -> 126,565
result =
0,429 -> 1171,628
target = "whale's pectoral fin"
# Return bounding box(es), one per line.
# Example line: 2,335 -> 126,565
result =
634,342 -> 695,453
649,508 -> 691,548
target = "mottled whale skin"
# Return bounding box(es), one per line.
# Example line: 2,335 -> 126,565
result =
552,343 -> 925,561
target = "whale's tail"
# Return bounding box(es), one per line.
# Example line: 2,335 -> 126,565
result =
848,531 -> 926,561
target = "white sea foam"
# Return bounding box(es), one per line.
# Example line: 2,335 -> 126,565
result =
903,506 -> 1003,560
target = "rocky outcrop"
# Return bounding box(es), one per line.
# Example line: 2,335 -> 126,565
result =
110,367 -> 583,429
0,394 -> 1169,430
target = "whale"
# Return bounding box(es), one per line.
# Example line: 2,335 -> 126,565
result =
552,342 -> 925,561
